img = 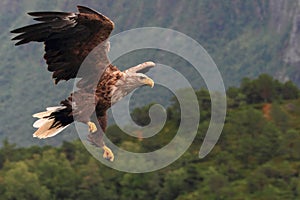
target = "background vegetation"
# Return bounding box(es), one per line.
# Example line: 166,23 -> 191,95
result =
1,75 -> 300,199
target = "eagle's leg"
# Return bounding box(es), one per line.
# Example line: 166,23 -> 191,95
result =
102,145 -> 114,162
87,121 -> 97,133
96,113 -> 114,161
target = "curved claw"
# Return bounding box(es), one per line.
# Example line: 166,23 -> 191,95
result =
87,121 -> 97,133
103,145 -> 114,162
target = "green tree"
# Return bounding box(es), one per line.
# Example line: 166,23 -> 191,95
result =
241,74 -> 277,103
281,81 -> 299,100
241,77 -> 261,103
120,173 -> 159,200
157,168 -> 189,200
0,161 -> 50,200
270,103 -> 289,132
279,129 -> 300,160
255,74 -> 277,102
29,149 -> 80,199
76,158 -> 118,200
131,104 -> 153,126
227,86 -> 247,108
0,139 -> 16,168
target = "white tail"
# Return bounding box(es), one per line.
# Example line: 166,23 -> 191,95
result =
32,106 -> 69,139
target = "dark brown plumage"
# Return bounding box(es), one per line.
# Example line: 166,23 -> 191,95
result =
11,5 -> 155,161
12,5 -> 114,84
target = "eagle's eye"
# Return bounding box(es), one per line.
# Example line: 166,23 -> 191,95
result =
139,76 -> 146,80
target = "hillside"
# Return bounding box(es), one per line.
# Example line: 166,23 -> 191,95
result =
1,0 -> 300,146
1,75 -> 300,199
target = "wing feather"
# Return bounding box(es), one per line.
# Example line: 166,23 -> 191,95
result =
126,61 -> 156,73
11,5 -> 114,84
28,11 -> 72,17
33,16 -> 61,22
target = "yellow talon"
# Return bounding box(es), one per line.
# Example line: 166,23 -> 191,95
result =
87,121 -> 97,133
103,145 -> 114,162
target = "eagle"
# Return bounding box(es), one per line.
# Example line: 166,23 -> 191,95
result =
11,5 -> 155,161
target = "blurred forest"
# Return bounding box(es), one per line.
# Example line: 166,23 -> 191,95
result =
1,74 -> 300,199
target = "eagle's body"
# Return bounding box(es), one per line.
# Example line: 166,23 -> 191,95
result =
11,6 -> 155,161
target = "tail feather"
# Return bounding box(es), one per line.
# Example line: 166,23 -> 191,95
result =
33,118 -> 49,128
33,119 -> 70,138
32,106 -> 67,118
32,110 -> 52,118
32,106 -> 72,139
46,106 -> 66,111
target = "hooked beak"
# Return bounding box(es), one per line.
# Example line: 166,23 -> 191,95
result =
143,77 -> 154,88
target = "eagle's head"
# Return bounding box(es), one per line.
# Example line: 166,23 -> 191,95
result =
122,72 -> 154,89
121,61 -> 155,90
111,62 -> 155,103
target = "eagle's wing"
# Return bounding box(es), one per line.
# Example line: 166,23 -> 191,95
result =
126,61 -> 156,74
11,5 -> 114,84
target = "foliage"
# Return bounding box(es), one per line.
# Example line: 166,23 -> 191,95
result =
1,80 -> 300,199
228,74 -> 300,106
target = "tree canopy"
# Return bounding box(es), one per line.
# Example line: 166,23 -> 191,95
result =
0,75 -> 300,199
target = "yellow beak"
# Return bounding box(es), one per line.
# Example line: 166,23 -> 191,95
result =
144,78 -> 154,88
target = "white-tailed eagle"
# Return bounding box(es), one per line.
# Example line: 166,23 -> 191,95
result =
11,5 -> 155,161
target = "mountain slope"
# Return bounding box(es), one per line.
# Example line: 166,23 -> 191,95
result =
1,0 -> 300,146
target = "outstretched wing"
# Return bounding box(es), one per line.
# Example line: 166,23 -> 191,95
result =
126,61 -> 155,74
11,5 -> 114,84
